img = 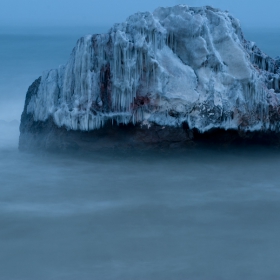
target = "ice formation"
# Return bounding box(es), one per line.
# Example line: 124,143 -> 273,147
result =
25,5 -> 280,133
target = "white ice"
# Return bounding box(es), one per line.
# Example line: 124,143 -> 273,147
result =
26,5 -> 280,132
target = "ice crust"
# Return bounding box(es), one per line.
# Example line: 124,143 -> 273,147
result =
26,5 -> 280,132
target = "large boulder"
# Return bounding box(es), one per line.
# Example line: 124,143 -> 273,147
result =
19,5 -> 280,151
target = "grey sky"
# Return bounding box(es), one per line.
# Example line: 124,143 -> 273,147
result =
0,0 -> 280,28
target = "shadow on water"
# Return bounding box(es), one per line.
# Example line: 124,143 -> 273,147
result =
1,122 -> 280,279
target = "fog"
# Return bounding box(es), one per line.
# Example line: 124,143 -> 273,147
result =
1,120 -> 280,279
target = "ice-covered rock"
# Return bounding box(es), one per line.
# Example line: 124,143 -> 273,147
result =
20,5 -> 280,150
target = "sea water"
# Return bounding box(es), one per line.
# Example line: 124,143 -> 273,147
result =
0,26 -> 280,280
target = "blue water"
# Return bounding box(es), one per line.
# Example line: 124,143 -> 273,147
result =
0,26 -> 109,121
243,27 -> 280,58
0,27 -> 280,280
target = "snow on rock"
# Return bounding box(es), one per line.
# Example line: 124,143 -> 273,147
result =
25,5 -> 280,133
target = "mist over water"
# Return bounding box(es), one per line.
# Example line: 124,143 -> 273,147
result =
1,26 -> 280,279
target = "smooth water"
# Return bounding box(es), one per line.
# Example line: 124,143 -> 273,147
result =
0,27 -> 280,280
0,26 -> 109,121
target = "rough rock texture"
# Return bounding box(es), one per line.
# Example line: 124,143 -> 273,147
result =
20,5 -> 280,151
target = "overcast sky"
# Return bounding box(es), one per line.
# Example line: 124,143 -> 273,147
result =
0,0 -> 280,29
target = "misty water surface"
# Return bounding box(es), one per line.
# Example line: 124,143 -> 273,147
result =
0,27 -> 280,280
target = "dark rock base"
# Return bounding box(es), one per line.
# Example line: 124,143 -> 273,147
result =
19,116 -> 280,153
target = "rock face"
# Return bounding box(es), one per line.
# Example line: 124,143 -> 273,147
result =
20,5 -> 280,151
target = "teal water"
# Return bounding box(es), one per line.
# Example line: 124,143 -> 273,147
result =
0,26 -> 109,121
243,27 -> 280,57
0,27 -> 280,280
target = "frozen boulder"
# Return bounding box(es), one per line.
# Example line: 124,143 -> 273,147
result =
19,5 -> 280,151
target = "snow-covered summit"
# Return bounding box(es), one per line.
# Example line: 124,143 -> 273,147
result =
24,5 -> 280,133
